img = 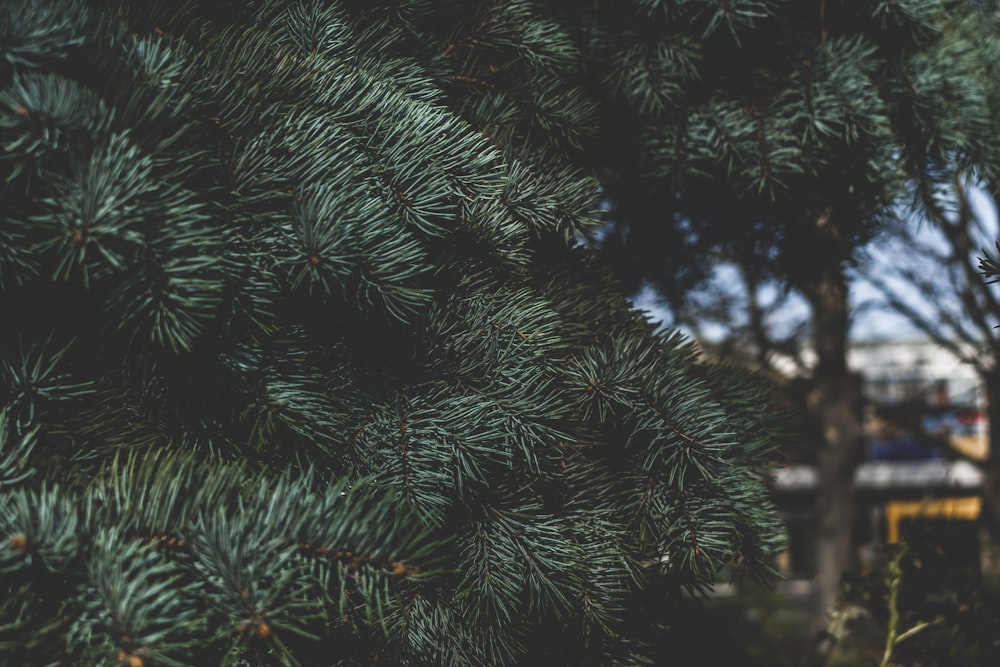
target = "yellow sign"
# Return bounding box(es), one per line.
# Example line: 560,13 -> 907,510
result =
885,497 -> 982,543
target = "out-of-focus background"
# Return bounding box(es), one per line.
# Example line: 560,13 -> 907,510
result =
627,190 -> 1000,665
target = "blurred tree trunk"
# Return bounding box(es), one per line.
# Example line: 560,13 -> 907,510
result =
800,244 -> 864,631
983,371 -> 1000,536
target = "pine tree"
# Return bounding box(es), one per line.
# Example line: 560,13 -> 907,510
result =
0,2 -> 785,665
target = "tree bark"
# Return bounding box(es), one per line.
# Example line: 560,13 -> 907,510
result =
982,371 -> 1000,537
802,263 -> 864,631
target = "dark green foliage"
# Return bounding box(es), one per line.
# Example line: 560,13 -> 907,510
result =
655,583 -> 811,667
837,535 -> 1000,667
0,1 -> 786,664
981,241 -> 1000,284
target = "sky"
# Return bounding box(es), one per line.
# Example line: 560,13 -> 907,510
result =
633,186 -> 1000,346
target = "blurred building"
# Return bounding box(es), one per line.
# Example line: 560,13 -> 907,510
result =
772,339 -> 986,578
849,339 -> 981,410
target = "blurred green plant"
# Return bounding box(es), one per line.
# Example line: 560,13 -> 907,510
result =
655,583 -> 812,667
835,527 -> 1000,667
657,524 -> 1000,667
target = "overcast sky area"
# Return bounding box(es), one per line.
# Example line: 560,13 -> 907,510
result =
854,186 -> 1000,341
633,187 -> 1000,345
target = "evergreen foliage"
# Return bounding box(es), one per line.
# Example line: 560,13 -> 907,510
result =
0,1 -> 786,665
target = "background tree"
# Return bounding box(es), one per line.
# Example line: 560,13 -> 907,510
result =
655,255 -> 811,379
0,1 -> 786,665
861,183 -> 1000,527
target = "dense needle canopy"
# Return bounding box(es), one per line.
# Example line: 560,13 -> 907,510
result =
0,1 -> 785,665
